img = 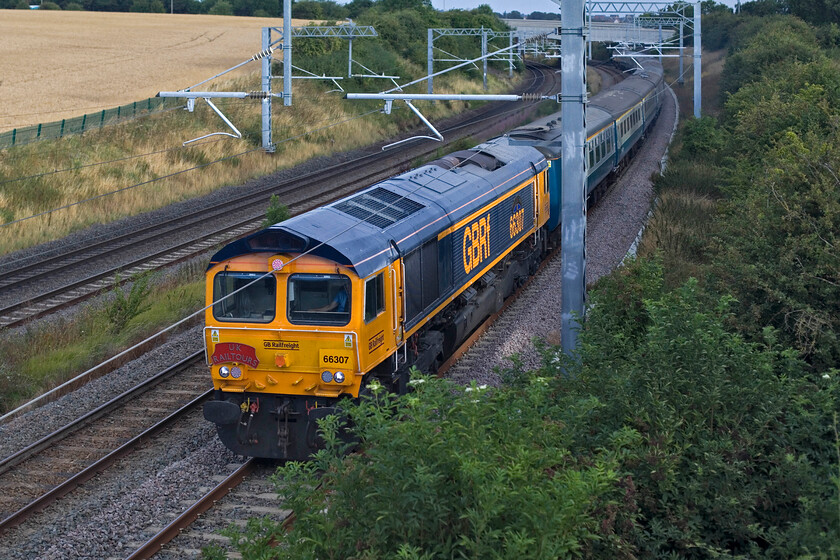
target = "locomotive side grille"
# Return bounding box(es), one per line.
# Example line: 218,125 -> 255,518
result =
335,187 -> 424,229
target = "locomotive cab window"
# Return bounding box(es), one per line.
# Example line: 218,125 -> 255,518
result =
213,272 -> 276,323
287,274 -> 351,326
364,272 -> 386,323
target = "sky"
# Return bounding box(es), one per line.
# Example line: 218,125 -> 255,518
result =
429,0 -> 741,15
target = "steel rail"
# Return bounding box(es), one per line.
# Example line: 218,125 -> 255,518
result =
0,158 -> 419,328
0,63 -> 547,287
0,352 -> 204,468
0,64 -> 553,424
124,458 -> 257,560
0,387 -> 212,534
0,63 -> 557,546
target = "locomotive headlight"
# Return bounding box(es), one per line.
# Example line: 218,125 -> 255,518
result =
231,366 -> 242,379
219,366 -> 230,378
334,371 -> 345,383
321,370 -> 333,383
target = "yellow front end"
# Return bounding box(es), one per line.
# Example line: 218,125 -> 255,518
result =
205,253 -> 366,398
202,252 -> 368,459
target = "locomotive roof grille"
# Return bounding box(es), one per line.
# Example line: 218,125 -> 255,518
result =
334,186 -> 425,229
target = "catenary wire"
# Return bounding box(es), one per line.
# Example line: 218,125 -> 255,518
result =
0,65 -> 553,273
2,65 -> 566,419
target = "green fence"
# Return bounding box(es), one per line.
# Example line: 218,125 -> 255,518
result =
0,97 -> 186,150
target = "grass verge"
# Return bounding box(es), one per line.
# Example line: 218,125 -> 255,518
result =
0,260 -> 206,414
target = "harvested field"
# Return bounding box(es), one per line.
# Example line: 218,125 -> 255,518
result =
0,11 -> 312,132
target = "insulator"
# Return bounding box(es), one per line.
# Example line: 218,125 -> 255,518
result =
248,91 -> 270,99
520,93 -> 542,102
251,47 -> 274,61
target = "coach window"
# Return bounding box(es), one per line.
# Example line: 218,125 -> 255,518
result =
287,274 -> 351,326
364,272 -> 386,323
213,271 -> 276,323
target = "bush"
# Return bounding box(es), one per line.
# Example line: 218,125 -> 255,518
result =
679,116 -> 727,161
220,375 -> 623,559
261,194 -> 290,228
106,271 -> 153,333
554,259 -> 840,557
714,128 -> 840,369
719,17 -> 820,96
215,260 -> 840,559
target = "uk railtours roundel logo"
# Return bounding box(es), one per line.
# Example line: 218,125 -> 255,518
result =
211,343 -> 259,368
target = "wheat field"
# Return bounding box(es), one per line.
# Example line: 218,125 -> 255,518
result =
0,10 -> 311,132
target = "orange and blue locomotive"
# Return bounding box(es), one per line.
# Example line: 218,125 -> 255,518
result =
202,59 -> 664,460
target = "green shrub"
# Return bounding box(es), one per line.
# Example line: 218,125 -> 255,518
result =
106,271 -> 153,333
551,259 -> 840,557
220,375 -> 622,559
261,194 -> 290,228
680,116 -> 727,161
720,17 -> 821,96
714,128 -> 840,369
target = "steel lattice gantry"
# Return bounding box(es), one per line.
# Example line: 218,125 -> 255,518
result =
155,0 -> 394,151
426,28 -> 519,94
259,19 -> 390,151
630,14 -> 692,84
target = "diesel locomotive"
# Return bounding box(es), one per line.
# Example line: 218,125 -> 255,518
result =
202,59 -> 665,460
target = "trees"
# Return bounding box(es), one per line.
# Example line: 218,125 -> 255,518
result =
789,0 -> 840,25
129,0 -> 165,11
706,17 -> 840,369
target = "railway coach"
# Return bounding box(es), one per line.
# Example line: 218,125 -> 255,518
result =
202,58 -> 665,460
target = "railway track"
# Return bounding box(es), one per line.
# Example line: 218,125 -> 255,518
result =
0,63 -> 560,330
592,59 -> 627,88
0,62 -> 634,558
114,250 -> 565,560
123,459 -> 293,560
0,352 -> 209,534
102,253 -> 560,559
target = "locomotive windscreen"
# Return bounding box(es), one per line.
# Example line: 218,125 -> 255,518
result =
287,274 -> 352,326
212,272 -> 276,323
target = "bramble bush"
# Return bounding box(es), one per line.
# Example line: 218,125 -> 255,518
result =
546,259 -> 840,558
245,376 -> 621,559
